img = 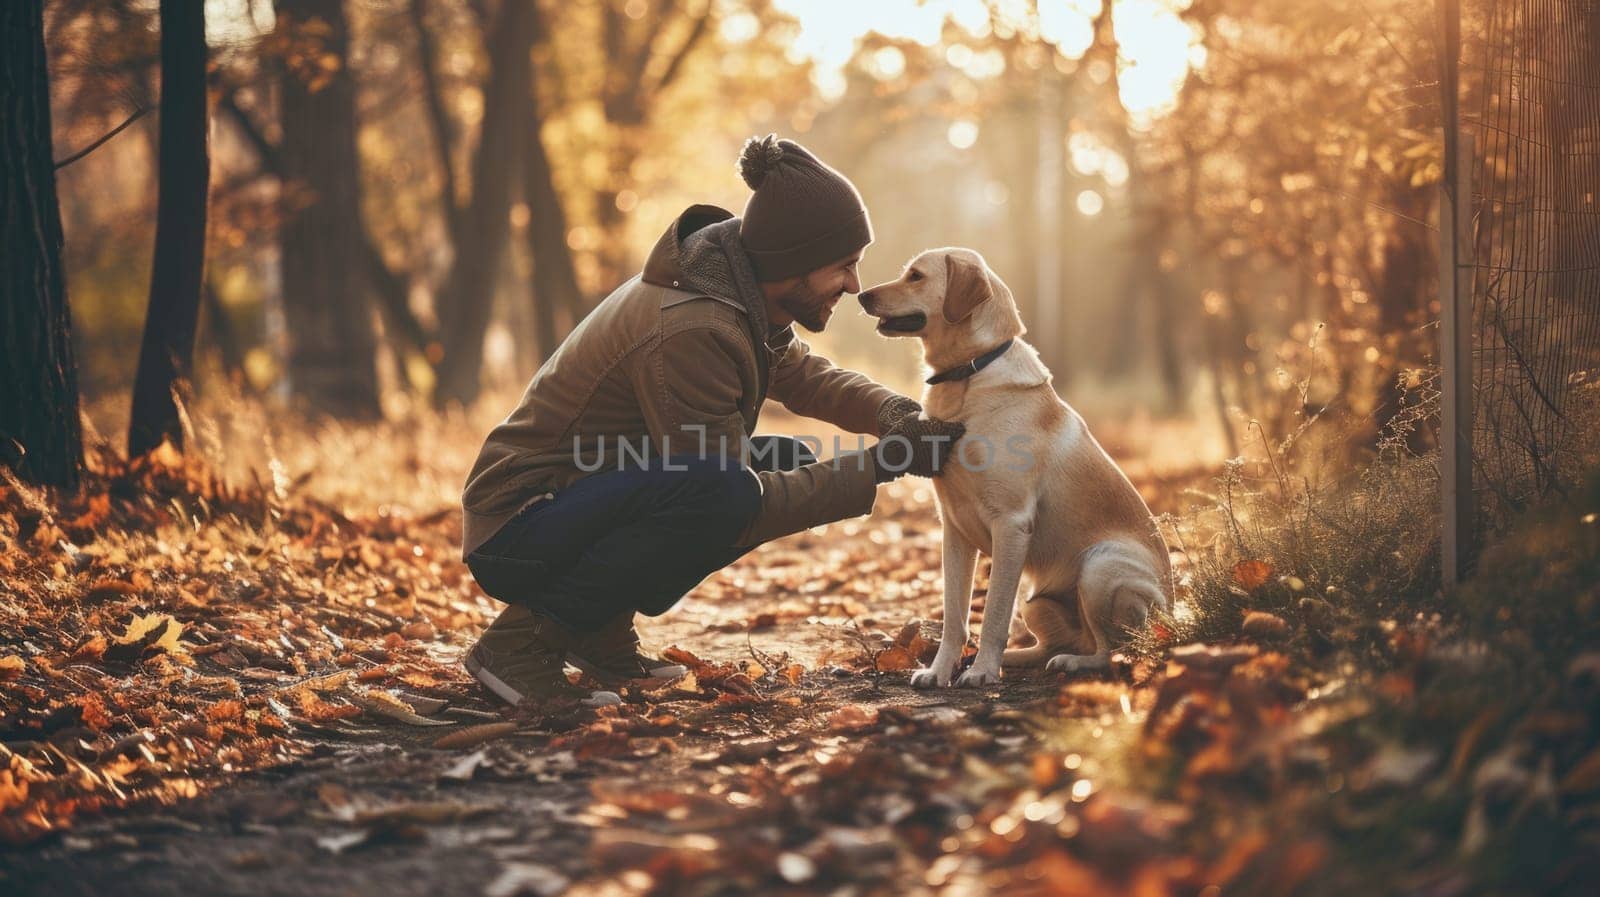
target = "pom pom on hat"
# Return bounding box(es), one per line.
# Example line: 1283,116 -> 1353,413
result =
738,134 -> 786,189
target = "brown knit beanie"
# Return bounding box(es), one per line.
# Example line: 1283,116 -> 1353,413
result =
737,135 -> 873,282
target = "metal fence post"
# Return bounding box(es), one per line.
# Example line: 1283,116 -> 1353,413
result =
1438,0 -> 1472,588
1440,129 -> 1474,588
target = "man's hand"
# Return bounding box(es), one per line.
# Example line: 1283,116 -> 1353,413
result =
872,414 -> 966,483
875,394 -> 922,436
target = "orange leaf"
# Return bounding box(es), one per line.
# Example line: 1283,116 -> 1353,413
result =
71,635 -> 108,662
875,647 -> 917,672
828,704 -> 879,732
1231,559 -> 1274,590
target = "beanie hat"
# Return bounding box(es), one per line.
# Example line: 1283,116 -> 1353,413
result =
737,135 -> 873,282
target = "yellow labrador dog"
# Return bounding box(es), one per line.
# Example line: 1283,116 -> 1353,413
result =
859,248 -> 1172,688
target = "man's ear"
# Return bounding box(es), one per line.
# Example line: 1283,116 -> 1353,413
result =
943,251 -> 993,324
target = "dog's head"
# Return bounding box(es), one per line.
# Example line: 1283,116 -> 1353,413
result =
858,248 -> 1024,364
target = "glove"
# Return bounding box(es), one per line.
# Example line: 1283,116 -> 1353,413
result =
876,394 -> 923,436
872,414 -> 966,483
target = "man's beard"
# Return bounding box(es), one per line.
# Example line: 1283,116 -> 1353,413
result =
777,281 -> 840,333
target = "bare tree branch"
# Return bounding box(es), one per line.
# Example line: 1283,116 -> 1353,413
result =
647,7 -> 712,100
53,104 -> 153,169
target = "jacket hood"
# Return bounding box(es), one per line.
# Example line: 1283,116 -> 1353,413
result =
641,203 -> 736,294
641,203 -> 794,345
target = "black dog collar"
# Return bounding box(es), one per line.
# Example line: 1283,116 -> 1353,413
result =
926,338 -> 1015,385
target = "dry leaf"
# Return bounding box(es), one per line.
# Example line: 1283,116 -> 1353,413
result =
432,722 -> 517,750
1241,611 -> 1290,641
875,647 -> 917,672
828,704 -> 879,732
111,613 -> 187,656
484,862 -> 570,897
1232,560 -> 1275,590
350,688 -> 452,727
439,749 -> 488,783
0,655 -> 24,680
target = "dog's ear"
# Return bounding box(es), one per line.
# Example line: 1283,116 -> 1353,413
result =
943,252 -> 993,324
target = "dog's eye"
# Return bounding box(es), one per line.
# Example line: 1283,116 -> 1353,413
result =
906,270 -> 924,282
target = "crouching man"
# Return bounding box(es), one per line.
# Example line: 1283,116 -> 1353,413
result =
459,135 -> 964,704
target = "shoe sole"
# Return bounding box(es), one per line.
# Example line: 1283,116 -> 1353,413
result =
567,652 -> 688,686
466,653 -> 623,707
464,652 -> 525,705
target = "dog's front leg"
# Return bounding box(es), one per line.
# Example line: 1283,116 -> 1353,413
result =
957,516 -> 1031,688
911,525 -> 977,689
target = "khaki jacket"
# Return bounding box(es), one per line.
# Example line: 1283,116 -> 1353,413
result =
460,205 -> 897,557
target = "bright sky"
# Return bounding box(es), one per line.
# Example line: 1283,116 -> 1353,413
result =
768,0 -> 1202,126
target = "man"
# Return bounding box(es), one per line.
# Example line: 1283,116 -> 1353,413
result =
459,135 -> 965,704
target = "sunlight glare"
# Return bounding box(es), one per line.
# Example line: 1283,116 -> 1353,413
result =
1039,0 -> 1100,60
774,0 -> 1198,125
205,0 -> 273,46
1076,189 -> 1105,216
720,12 -> 761,44
1115,0 -> 1200,127
948,120 -> 980,149
872,46 -> 907,80
1067,132 -> 1130,187
773,0 -> 974,68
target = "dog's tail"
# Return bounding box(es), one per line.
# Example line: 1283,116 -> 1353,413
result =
1002,643 -> 1053,666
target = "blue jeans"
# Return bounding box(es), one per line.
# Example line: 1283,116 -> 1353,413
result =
465,435 -> 817,632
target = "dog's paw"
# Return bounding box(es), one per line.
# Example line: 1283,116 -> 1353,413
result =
1045,653 -> 1109,674
910,667 -> 954,689
955,666 -> 1001,688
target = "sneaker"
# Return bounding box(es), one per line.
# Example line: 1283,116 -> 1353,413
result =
464,604 -> 620,706
567,613 -> 689,686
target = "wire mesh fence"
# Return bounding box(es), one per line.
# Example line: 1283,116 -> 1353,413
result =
1463,0 -> 1600,524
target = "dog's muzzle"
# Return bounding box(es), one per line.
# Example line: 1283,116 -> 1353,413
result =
859,290 -> 927,334
875,312 -> 928,334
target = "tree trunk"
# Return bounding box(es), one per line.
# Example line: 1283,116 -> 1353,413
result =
128,0 -> 210,457
406,0 -> 463,243
202,279 -> 250,390
433,0 -> 537,407
1149,266 -> 1187,412
276,0 -> 382,418
218,88 -> 433,372
0,0 -> 83,488
522,84 -> 583,362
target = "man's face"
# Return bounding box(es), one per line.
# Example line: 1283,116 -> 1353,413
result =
775,253 -> 863,333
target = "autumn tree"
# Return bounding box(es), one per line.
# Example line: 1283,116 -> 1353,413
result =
1154,0 -> 1442,440
424,0 -> 539,407
587,0 -> 715,287
522,76 -> 584,362
275,0 -> 383,418
1,0 -> 83,488
127,0 -> 211,457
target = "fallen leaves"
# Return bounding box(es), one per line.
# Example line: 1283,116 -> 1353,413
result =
311,789 -> 499,854
433,723 -> 519,751
659,646 -> 757,695
0,441 -> 481,844
4,407 -> 1595,897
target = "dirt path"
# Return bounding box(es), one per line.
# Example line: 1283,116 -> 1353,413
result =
5,481 -> 1153,896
